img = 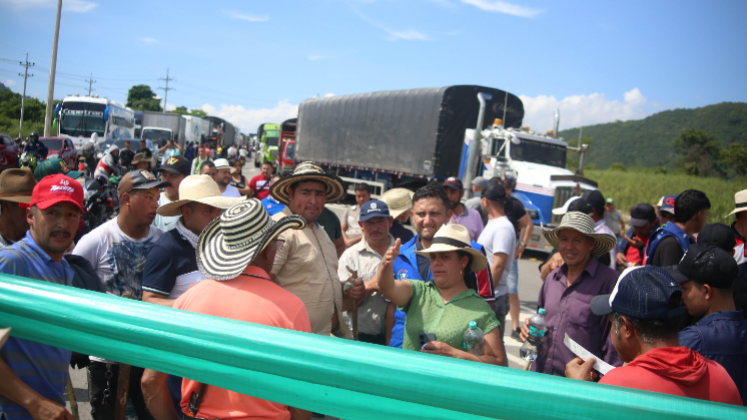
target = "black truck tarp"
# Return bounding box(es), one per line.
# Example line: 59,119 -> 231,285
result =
296,85 -> 524,178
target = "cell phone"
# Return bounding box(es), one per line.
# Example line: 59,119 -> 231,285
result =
419,332 -> 437,348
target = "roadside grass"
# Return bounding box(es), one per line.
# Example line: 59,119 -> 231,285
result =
585,169 -> 744,224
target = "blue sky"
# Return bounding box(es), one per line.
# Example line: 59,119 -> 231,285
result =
1,0 -> 745,133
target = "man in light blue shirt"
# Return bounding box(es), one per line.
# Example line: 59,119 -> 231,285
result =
0,174 -> 85,420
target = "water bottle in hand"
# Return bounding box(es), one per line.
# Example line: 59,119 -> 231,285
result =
463,321 -> 484,356
520,308 -> 547,361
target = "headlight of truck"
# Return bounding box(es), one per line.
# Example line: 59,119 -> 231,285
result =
526,209 -> 539,220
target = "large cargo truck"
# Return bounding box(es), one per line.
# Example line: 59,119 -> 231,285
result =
295,85 -> 596,253
253,123 -> 280,167
205,116 -> 238,150
182,115 -> 206,145
140,111 -> 186,149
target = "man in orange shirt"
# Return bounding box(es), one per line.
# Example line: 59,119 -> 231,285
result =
141,199 -> 312,419
565,265 -> 742,406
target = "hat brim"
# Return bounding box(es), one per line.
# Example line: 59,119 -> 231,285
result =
157,196 -> 247,217
134,180 -> 171,191
414,244 -> 488,273
389,205 -> 412,219
270,173 -> 345,205
665,266 -> 689,284
0,194 -> 32,204
590,294 -> 613,316
543,227 -> 617,257
157,166 -> 189,176
35,196 -> 83,213
726,207 -> 747,217
197,214 -> 305,280
628,218 -> 650,227
0,328 -> 10,349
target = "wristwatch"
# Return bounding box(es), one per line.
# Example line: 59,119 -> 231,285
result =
519,242 -> 527,248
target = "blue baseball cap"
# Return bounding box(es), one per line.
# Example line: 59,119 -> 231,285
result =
660,194 -> 677,215
590,266 -> 686,320
359,200 -> 390,222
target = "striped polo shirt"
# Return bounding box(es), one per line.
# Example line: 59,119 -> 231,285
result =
0,231 -> 74,419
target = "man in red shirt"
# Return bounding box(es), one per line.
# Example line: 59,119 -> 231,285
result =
566,265 -> 742,406
616,203 -> 658,268
250,161 -> 274,200
141,199 -> 312,419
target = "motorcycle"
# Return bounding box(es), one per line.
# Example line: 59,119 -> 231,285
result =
78,175 -> 120,239
18,152 -> 44,172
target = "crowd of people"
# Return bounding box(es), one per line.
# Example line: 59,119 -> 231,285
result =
0,157 -> 745,419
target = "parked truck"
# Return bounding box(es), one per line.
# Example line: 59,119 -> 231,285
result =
253,123 -> 280,167
140,111 -> 186,149
295,85 -> 597,253
182,115 -> 206,145
205,116 -> 238,150
278,118 -> 297,174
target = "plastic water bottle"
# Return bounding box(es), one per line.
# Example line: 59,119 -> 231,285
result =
520,308 -> 547,361
463,321 -> 484,356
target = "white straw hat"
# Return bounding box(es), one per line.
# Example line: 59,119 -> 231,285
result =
543,212 -> 617,257
726,189 -> 747,217
381,188 -> 414,219
213,158 -> 230,169
157,175 -> 246,217
413,224 -> 488,272
197,199 -> 306,280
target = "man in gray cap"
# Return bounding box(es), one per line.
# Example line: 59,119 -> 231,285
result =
465,176 -> 488,224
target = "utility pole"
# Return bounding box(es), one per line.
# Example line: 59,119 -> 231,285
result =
85,73 -> 96,96
18,53 -> 35,139
158,68 -> 175,113
43,0 -> 62,137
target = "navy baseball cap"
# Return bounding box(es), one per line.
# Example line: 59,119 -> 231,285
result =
674,244 -> 738,289
629,203 -> 657,227
443,177 -> 463,191
591,266 -> 686,320
359,200 -> 390,222
660,194 -> 677,215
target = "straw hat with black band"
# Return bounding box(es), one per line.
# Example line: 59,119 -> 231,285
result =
726,189 -> 747,217
269,161 -> 345,205
0,168 -> 36,204
543,212 -> 617,257
414,224 -> 488,272
197,198 -> 306,280
381,188 -> 414,219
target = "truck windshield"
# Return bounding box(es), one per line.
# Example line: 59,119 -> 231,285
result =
265,135 -> 279,147
285,142 -> 295,160
510,139 -> 566,168
59,102 -> 106,138
142,129 -> 171,142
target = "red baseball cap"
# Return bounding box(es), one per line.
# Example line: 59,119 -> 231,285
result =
27,174 -> 84,213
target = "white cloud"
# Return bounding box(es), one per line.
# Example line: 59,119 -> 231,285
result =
353,10 -> 431,41
222,9 -> 270,22
140,38 -> 157,44
164,104 -> 176,111
519,88 -> 649,132
324,93 -> 335,97
202,100 -> 298,134
460,0 -> 543,18
4,79 -> 15,87
307,54 -> 328,61
0,0 -> 97,12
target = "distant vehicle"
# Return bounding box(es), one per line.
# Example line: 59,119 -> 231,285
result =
0,134 -> 20,171
205,116 -> 238,149
182,115 -> 206,145
254,123 -> 280,168
278,118 -> 296,174
99,138 -> 159,169
39,137 -> 78,169
55,94 -> 135,152
140,111 -> 185,150
141,127 -> 173,149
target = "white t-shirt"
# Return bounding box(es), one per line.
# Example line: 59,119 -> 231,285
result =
222,184 -> 241,197
73,218 -> 164,300
153,192 -> 180,232
477,216 -> 516,298
342,205 -> 363,239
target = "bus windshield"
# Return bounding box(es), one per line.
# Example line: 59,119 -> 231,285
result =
59,102 -> 106,138
510,139 -> 567,168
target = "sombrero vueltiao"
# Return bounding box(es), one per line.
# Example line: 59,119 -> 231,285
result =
269,161 -> 345,205
413,224 -> 488,272
543,212 -> 617,257
197,199 -> 306,280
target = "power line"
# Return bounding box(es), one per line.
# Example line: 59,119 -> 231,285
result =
85,73 -> 96,96
18,53 -> 35,138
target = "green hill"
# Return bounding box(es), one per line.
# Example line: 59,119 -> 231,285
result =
558,102 -> 747,169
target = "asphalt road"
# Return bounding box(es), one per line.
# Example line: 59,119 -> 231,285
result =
63,161 -> 548,417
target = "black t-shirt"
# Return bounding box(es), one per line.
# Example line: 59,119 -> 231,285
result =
230,175 -> 246,190
504,196 -> 527,237
651,236 -> 685,267
120,149 -> 135,167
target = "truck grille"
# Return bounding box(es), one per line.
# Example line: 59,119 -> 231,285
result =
552,186 -> 576,225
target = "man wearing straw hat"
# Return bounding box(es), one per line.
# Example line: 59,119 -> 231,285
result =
381,188 -> 414,243
728,189 -> 747,280
143,175 -> 245,307
269,162 -> 355,338
141,200 -> 311,420
0,168 -> 36,247
520,211 -> 622,376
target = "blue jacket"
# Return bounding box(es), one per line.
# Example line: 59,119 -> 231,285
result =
388,235 -> 494,348
678,310 -> 747,402
645,222 -> 694,266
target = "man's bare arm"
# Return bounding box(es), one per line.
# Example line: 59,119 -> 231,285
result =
141,369 -> 180,420
0,358 -> 74,420
491,253 -> 509,287
289,407 -> 312,420
142,291 -> 175,307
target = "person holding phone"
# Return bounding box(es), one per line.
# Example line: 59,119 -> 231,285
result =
159,138 -> 183,166
375,224 -> 505,365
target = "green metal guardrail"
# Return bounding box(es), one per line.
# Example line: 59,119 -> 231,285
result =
0,275 -> 744,419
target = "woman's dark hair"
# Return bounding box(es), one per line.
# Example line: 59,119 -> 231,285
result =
456,250 -> 479,293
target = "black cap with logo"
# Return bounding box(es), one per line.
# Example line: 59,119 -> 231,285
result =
675,244 -> 738,289
157,156 -> 191,176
